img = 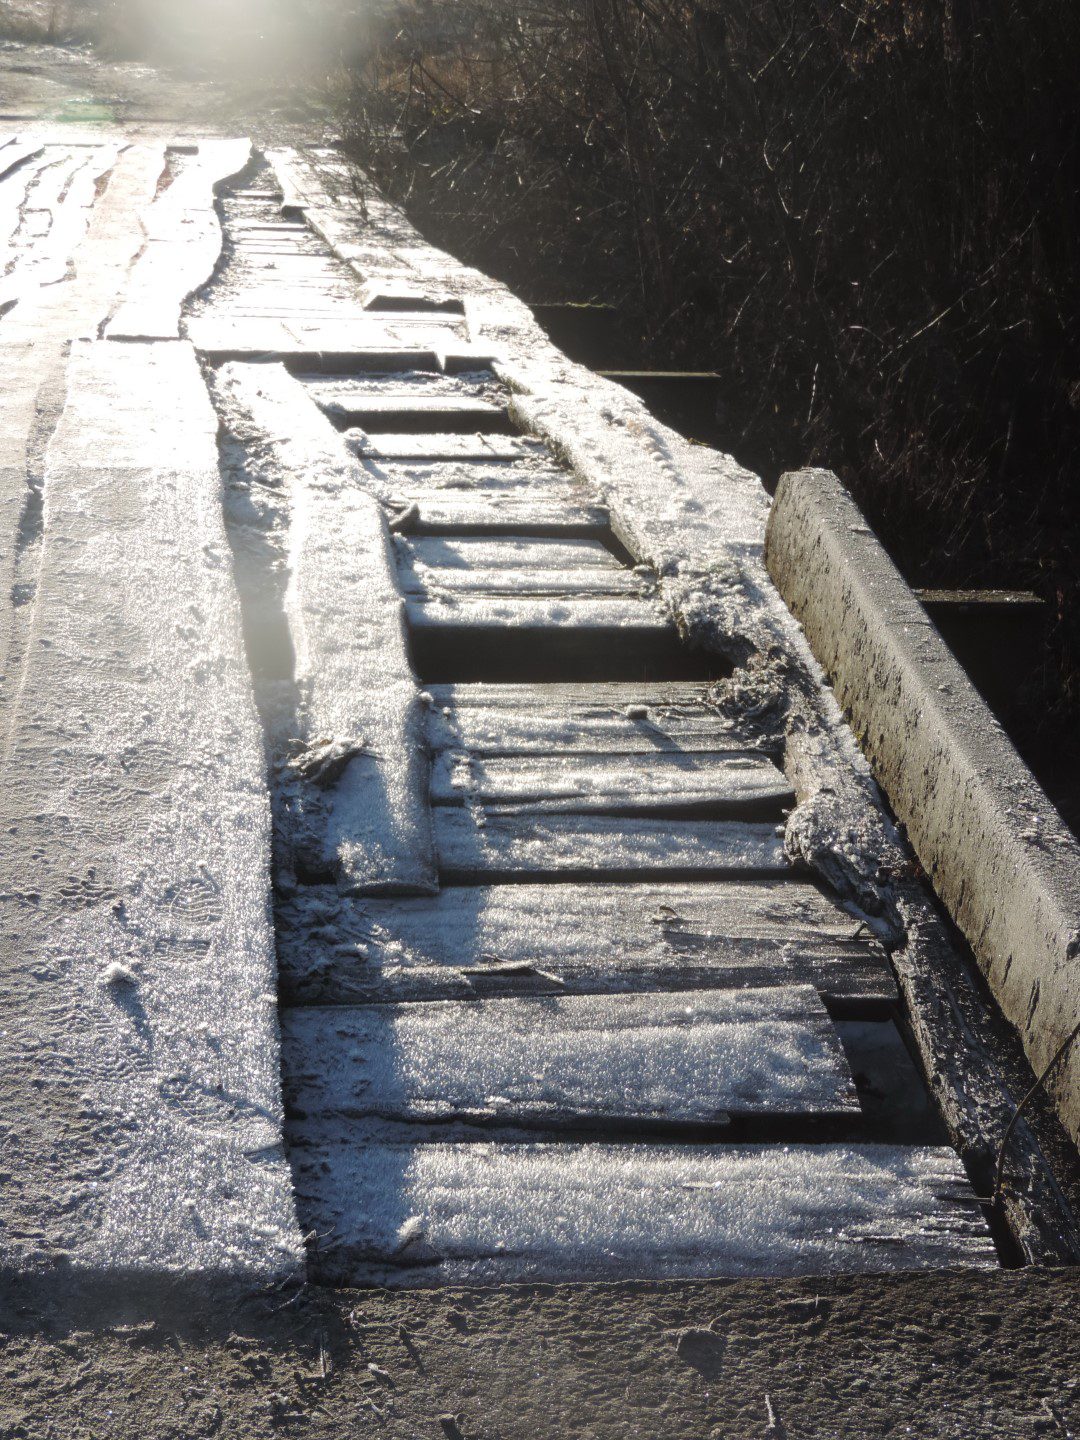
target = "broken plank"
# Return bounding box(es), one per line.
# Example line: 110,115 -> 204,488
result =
424,680 -> 757,756
288,1140 -> 996,1286
215,361 -> 437,894
280,986 -> 860,1127
106,139 -> 250,339
430,749 -> 794,818
276,878 -> 895,1008
433,811 -> 788,882
0,340 -> 301,1294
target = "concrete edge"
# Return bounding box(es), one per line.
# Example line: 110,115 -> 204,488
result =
765,467 -> 1080,1149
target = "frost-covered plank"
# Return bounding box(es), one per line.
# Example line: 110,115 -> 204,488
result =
404,537 -> 621,571
318,394 -> 508,430
276,878 -> 895,1007
105,139 -> 251,339
402,565 -> 647,599
281,986 -> 859,1126
425,680 -> 753,755
349,432 -> 546,462
216,361 -> 437,894
406,593 -> 674,635
434,811 -> 787,881
431,749 -> 793,817
186,314 -> 465,355
0,144 -> 119,313
0,341 -> 302,1295
379,489 -> 610,537
289,1140 -> 995,1285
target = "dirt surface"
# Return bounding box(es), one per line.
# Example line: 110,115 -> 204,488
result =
0,35 -> 334,139
0,1269 -> 1078,1438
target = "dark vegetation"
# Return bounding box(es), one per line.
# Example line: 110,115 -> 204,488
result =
340,0 -> 1080,796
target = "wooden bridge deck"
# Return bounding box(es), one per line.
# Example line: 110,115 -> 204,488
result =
1,133 -> 1075,1301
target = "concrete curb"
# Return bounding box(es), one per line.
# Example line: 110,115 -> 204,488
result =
765,468 -> 1080,1149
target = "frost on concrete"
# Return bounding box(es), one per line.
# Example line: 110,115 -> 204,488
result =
213,361 -> 437,895
287,1140 -> 997,1286
281,986 -> 860,1124
0,341 -> 302,1300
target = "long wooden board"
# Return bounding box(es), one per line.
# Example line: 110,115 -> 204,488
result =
276,878 -> 895,1008
404,537 -> 621,570
405,593 -> 673,634
377,488 -> 610,538
430,749 -> 794,817
216,361 -> 437,894
281,986 -> 859,1126
350,432 -> 548,462
288,1138 -> 996,1285
0,341 -> 301,1288
402,566 -> 648,598
433,811 -> 788,882
424,680 -> 758,756
106,140 -> 251,339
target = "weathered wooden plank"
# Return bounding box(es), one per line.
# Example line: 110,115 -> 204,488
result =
377,489 -> 610,538
433,811 -> 788,881
216,361 -> 437,894
303,370 -> 501,405
430,749 -> 794,817
349,432 -> 546,462
106,139 -> 251,339
406,593 -> 673,634
404,537 -> 621,570
0,341 -> 302,1291
402,565 -> 648,599
276,878 -> 895,1008
281,986 -> 860,1127
424,680 -> 753,756
186,314 -> 465,355
0,144 -> 119,314
319,394 -> 509,432
288,1139 -> 996,1285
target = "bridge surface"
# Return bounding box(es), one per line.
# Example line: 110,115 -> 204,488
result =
0,128 -> 1077,1320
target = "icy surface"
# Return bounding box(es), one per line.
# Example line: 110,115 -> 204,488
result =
0,341 -> 301,1290
281,986 -> 859,1124
215,361 -> 437,894
289,1140 -> 995,1285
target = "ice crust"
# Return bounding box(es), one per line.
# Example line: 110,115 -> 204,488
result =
281,986 -> 859,1123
